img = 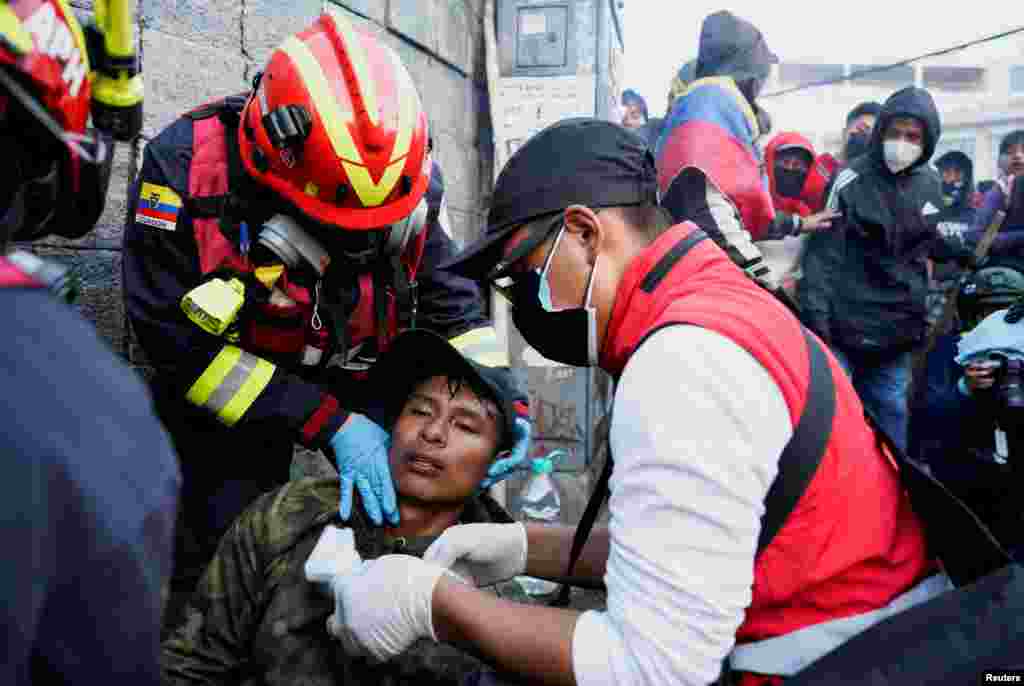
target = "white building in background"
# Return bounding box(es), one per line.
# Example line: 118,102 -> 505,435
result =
762,33 -> 1024,184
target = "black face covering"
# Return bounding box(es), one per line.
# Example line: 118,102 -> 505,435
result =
774,167 -> 808,199
942,181 -> 964,207
844,132 -> 871,161
509,268 -> 598,368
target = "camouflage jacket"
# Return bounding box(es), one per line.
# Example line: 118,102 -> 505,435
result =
161,478 -> 514,686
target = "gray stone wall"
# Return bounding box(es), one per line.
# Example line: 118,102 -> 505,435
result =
30,0 -> 493,365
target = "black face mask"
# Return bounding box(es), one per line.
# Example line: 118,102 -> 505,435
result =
942,182 -> 964,207
844,132 -> 871,161
509,268 -> 599,368
774,167 -> 807,199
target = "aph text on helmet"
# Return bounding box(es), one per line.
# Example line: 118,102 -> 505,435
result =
23,2 -> 88,98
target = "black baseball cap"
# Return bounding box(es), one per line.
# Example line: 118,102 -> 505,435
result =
370,329 -> 528,449
438,117 -> 658,281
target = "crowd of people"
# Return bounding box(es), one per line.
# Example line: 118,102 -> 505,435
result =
3,1 -> 1022,685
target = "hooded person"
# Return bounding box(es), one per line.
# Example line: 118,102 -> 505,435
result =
766,133 -> 816,218
797,86 -> 969,452
926,151 -> 979,325
757,132 -> 840,294
655,10 -> 779,289
936,151 -> 976,221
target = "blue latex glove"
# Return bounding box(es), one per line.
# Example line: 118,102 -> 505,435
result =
329,413 -> 398,526
479,417 -> 532,490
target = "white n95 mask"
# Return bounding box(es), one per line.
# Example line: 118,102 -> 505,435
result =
884,140 -> 922,174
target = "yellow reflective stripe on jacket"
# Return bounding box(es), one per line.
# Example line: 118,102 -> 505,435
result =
186,346 -> 276,426
448,326 -> 508,367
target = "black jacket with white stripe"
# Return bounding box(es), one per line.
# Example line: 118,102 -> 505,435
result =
797,87 -> 965,354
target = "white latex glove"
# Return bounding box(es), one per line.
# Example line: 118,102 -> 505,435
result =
328,555 -> 449,662
422,522 -> 528,587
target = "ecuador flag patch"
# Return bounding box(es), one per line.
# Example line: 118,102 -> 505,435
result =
136,182 -> 183,231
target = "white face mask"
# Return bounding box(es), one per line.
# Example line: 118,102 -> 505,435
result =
883,139 -> 922,174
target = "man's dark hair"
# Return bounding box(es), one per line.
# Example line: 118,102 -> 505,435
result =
392,372 -> 506,452
520,203 -> 672,249
846,101 -> 882,127
611,204 -> 674,241
1000,130 -> 1024,156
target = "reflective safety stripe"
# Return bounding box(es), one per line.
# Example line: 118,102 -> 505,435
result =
186,346 -> 276,426
729,573 -> 954,677
449,326 -> 508,367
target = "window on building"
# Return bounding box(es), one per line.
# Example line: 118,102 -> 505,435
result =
922,66 -> 985,92
777,63 -> 845,87
1010,66 -> 1024,96
849,64 -> 915,88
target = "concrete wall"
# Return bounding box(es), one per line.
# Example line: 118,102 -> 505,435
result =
30,0 -> 494,365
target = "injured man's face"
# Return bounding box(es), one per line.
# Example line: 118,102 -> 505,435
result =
388,375 -> 504,506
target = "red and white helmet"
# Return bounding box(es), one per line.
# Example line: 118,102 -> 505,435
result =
0,0 -> 112,242
238,10 -> 432,235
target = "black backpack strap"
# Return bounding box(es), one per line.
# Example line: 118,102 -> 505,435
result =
550,325 -> 835,608
757,327 -> 836,553
550,418 -> 614,608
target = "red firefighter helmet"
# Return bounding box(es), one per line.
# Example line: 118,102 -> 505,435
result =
238,10 -> 432,232
1,0 -> 112,241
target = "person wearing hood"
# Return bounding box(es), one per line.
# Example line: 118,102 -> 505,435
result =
797,86 -> 969,453
926,151 -> 978,327
966,130 -> 1024,259
655,11 -> 780,291
936,151 -> 976,229
756,132 -> 840,293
